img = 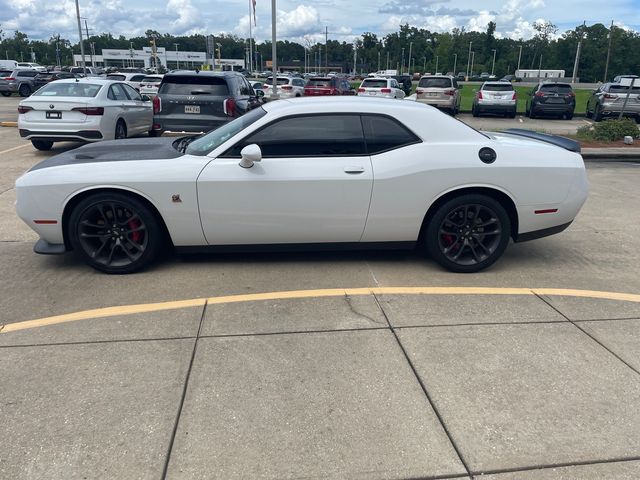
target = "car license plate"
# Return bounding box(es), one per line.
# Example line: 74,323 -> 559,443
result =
548,98 -> 563,103
427,92 -> 438,97
46,111 -> 62,119
185,105 -> 200,114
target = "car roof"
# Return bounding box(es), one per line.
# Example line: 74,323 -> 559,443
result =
164,70 -> 243,78
37,78 -> 121,85
482,81 -> 513,87
262,96 -> 428,115
420,75 -> 453,79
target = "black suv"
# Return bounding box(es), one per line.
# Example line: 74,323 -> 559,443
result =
33,71 -> 76,90
525,82 -> 576,119
151,70 -> 263,135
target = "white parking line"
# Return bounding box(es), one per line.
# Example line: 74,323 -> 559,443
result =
0,144 -> 30,156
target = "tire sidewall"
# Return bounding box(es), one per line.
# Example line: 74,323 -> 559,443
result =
68,192 -> 163,274
426,194 -> 511,273
115,120 -> 126,140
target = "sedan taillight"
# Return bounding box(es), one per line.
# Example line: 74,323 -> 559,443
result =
357,88 -> 365,92
153,95 -> 161,114
72,107 -> 104,115
281,85 -> 292,90
18,105 -> 33,114
444,89 -> 455,96
415,88 -> 424,94
381,88 -> 391,93
4,77 -> 16,81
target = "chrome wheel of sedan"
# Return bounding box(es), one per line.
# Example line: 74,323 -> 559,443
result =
68,193 -> 163,273
427,194 -> 511,273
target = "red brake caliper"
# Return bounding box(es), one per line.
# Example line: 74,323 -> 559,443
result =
128,218 -> 142,243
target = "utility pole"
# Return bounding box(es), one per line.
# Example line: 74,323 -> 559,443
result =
174,43 -> 179,69
386,51 -> 389,70
248,0 -> 253,73
453,53 -> 457,76
325,26 -> 328,73
377,50 -> 380,71
55,34 -> 61,67
604,20 -> 614,83
74,0 -> 86,70
470,51 -> 475,78
491,49 -> 497,76
538,53 -> 543,80
466,41 -> 472,80
401,47 -> 405,74
435,55 -> 439,74
84,20 -> 94,68
408,41 -> 413,75
571,21 -> 586,84
271,0 -> 277,97
353,42 -> 357,75
516,44 -> 523,75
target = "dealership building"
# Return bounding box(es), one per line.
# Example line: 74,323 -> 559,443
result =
73,46 -> 244,70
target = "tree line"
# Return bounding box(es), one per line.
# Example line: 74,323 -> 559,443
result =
1,22 -> 639,82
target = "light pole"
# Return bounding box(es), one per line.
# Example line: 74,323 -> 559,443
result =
377,50 -> 381,71
174,43 -> 179,69
465,41 -> 472,80
470,51 -> 475,78
270,0 -> 277,97
74,0 -> 86,71
407,41 -> 413,75
386,51 -> 389,70
423,57 -> 426,72
401,47 -> 405,74
491,49 -> 497,76
453,53 -> 457,76
517,44 -> 522,74
435,55 -> 439,74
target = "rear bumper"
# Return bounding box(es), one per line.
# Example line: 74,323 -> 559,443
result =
475,101 -> 516,113
600,103 -> 640,116
416,97 -> 456,109
19,129 -> 103,141
34,238 -> 66,255
0,83 -> 17,93
153,115 -> 228,133
532,103 -> 574,114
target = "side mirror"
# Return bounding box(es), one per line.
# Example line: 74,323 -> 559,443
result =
239,144 -> 262,168
255,89 -> 265,98
141,95 -> 151,102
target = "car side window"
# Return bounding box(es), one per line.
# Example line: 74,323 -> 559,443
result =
122,83 -> 142,100
361,115 -> 421,155
108,84 -> 129,101
222,114 -> 366,158
239,78 -> 251,95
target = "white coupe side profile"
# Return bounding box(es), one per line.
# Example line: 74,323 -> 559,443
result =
15,97 -> 589,274
18,78 -> 153,151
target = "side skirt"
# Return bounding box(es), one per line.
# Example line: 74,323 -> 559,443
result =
176,241 -> 417,255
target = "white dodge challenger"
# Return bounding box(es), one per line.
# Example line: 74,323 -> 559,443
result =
15,97 -> 589,274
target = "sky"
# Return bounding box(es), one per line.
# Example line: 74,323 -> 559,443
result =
1,0 -> 640,45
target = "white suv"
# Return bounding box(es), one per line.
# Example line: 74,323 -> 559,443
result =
263,76 -> 306,98
357,77 -> 405,99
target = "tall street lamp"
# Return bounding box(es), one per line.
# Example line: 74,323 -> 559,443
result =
453,53 -> 457,76
401,47 -> 405,74
74,0 -> 86,70
517,44 -> 523,74
407,41 -> 413,75
435,55 -> 439,74
491,49 -> 497,76
378,50 -> 381,71
465,41 -> 472,80
470,51 -> 475,78
174,43 -> 179,69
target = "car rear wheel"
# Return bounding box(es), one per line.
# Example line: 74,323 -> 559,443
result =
18,84 -> 31,97
1,91 -> 11,97
68,192 -> 164,274
31,139 -> 53,151
565,112 -> 574,120
426,194 -> 511,273
594,105 -> 603,122
115,120 -> 127,140
472,105 -> 479,117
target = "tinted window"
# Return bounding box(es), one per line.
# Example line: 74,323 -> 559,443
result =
122,83 -> 142,100
107,74 -> 126,81
418,77 -> 451,88
307,78 -> 331,87
186,107 -> 267,156
609,85 -> 640,93
265,77 -> 290,85
18,70 -> 38,77
159,76 -> 230,95
108,84 -> 129,100
141,76 -> 162,83
362,79 -> 388,88
223,115 -> 366,157
33,83 -> 102,97
540,84 -> 573,93
482,83 -> 514,92
362,115 -> 420,154
130,75 -> 146,82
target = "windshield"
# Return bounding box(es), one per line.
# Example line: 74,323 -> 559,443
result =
185,107 -> 267,156
418,77 -> 451,88
33,83 -> 102,97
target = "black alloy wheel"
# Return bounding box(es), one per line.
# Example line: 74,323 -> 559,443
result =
115,120 -> 127,140
426,194 -> 511,273
68,192 -> 164,273
19,84 -> 31,97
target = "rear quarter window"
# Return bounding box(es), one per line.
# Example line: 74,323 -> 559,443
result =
362,115 -> 421,154
159,76 -> 230,95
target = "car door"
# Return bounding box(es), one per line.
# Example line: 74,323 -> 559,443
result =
107,83 -> 132,128
121,83 -> 151,133
197,114 -> 374,245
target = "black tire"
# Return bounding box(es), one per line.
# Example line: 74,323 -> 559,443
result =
585,107 -> 593,119
426,194 -> 511,273
509,109 -> 517,119
565,112 -> 574,120
31,139 -> 53,151
528,108 -> 536,119
594,105 -> 603,122
472,105 -> 479,117
18,84 -> 31,97
67,192 -> 165,274
148,129 -> 162,137
114,119 -> 127,140
1,91 -> 11,97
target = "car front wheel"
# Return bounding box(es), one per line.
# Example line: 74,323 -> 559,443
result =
1,91 -> 11,97
426,194 -> 511,273
115,120 -> 127,140
68,192 -> 165,274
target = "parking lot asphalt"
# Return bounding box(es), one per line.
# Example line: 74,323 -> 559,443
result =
2,104 -> 640,479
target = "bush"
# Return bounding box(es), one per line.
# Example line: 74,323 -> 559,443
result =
577,118 -> 640,142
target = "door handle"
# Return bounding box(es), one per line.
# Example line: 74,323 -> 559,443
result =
344,166 -> 365,174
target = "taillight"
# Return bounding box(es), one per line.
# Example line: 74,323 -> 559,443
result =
512,91 -> 517,100
604,93 -> 617,100
153,95 -> 161,114
4,77 -> 16,81
223,97 -> 237,117
72,107 -> 104,115
568,92 -> 576,98
444,89 -> 455,96
18,105 -> 33,114
416,88 -> 424,94
281,85 -> 292,90
380,88 -> 391,93
357,88 -> 365,92
534,91 -> 545,97
478,91 -> 483,100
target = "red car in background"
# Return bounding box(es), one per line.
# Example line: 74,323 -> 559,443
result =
304,77 -> 356,96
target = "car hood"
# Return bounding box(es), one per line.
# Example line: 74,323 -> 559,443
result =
28,137 -> 185,172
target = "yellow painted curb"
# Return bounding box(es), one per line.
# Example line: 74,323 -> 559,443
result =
0,121 -> 18,127
2,287 -> 640,335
